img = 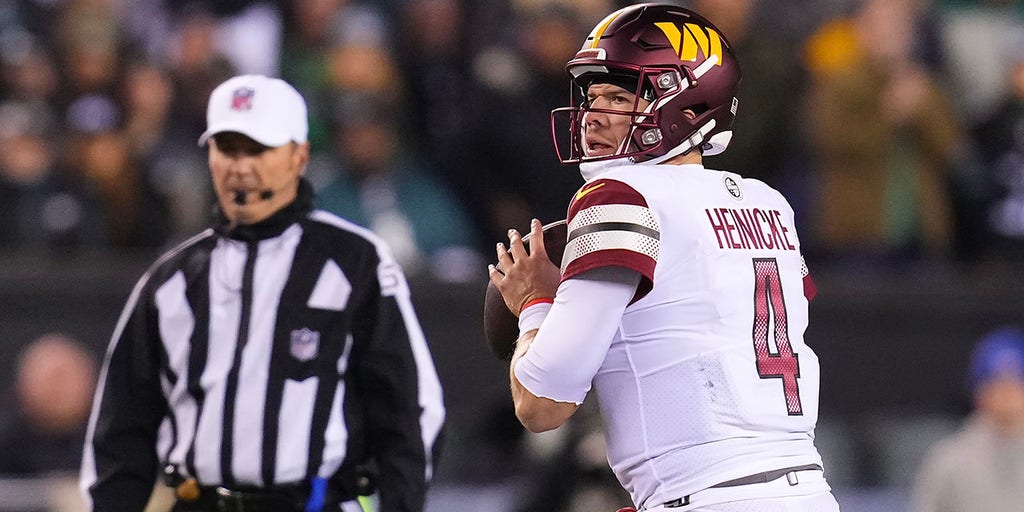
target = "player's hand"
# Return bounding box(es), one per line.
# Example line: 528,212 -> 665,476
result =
488,218 -> 561,315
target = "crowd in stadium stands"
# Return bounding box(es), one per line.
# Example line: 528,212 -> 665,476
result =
0,0 -> 1022,280
0,333 -> 95,476
0,333 -> 97,510
1,1 -> 1023,511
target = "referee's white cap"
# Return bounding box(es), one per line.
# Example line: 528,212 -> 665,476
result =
198,74 -> 308,147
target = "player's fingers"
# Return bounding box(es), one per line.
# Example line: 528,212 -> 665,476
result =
507,228 -> 528,261
526,219 -> 548,260
495,242 -> 513,270
487,264 -> 504,286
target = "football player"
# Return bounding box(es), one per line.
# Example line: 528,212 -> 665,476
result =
488,4 -> 841,511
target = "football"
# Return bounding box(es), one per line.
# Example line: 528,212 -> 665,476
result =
483,220 -> 568,361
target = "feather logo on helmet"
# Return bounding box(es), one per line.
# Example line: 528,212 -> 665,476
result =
654,22 -> 724,66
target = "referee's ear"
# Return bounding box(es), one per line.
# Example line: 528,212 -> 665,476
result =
292,141 -> 311,176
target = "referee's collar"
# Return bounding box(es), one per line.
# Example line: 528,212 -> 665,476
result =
214,178 -> 315,242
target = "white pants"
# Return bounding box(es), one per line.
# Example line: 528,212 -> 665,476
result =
642,468 -> 840,512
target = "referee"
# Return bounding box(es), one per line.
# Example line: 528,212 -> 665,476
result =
79,75 -> 445,512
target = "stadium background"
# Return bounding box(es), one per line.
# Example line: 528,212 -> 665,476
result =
1,0 -> 1023,510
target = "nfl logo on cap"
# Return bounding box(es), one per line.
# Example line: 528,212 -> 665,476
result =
231,87 -> 255,111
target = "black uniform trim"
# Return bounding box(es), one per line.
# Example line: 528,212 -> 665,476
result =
220,239 -> 258,486
184,248 -> 212,480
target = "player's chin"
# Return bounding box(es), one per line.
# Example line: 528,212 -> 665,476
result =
585,145 -> 615,158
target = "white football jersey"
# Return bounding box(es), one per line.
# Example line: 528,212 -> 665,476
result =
562,163 -> 824,508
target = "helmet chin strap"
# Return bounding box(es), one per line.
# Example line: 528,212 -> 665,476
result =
642,54 -> 721,165
702,130 -> 733,156
645,119 -> 717,165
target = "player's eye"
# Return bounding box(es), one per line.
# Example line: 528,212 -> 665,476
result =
217,139 -> 268,157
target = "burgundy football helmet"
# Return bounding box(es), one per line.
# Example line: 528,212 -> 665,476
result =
551,3 -> 741,164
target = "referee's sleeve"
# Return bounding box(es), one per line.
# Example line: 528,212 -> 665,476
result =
80,277 -> 168,511
355,259 -> 445,512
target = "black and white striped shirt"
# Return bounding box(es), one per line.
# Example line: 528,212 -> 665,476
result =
80,187 -> 445,511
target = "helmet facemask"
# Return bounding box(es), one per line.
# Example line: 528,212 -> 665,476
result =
552,57 -> 730,165
553,66 -> 664,164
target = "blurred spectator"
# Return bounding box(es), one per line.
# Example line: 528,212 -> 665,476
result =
314,92 -> 482,282
692,0 -> 810,190
165,6 -> 238,139
910,326 -> 1024,512
395,0 -> 481,195
968,46 -> 1024,268
0,101 -> 105,250
279,0 -> 346,151
0,31 -> 59,104
165,0 -> 283,76
118,0 -> 175,63
5,0 -> 1016,275
280,0 -> 388,151
63,94 -> 171,248
122,60 -> 178,162
121,59 -> 213,240
802,0 -> 964,268
469,3 -> 596,243
307,11 -> 489,280
324,5 -> 398,129
0,333 -> 97,476
936,0 -> 1024,126
54,0 -> 124,102
324,13 -> 398,100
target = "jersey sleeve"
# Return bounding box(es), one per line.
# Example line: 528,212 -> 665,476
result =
352,250 -> 445,511
81,275 -> 168,511
562,178 -> 659,301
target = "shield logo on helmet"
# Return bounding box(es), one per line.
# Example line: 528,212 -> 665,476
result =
290,328 -> 320,362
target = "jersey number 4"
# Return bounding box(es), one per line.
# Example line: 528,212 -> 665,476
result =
752,258 -> 802,415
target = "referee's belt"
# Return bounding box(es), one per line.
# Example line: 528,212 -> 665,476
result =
176,481 -> 355,512
165,464 -> 375,512
661,463 -> 823,508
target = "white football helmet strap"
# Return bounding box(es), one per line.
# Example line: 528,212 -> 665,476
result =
646,119 -> 718,165
702,130 -> 733,156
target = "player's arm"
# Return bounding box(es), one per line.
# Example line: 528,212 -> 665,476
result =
81,278 -> 168,511
508,329 -> 574,432
509,269 -> 639,432
493,177 -> 658,433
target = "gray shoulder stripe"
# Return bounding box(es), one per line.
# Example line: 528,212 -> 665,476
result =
568,222 -> 661,243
